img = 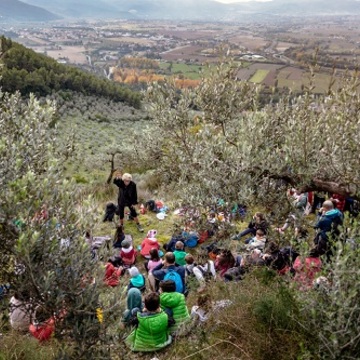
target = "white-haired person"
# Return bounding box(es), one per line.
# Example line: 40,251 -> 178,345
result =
113,171 -> 144,232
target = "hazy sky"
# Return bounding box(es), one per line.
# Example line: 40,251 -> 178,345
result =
216,0 -> 272,3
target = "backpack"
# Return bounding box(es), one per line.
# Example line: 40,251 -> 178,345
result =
183,232 -> 199,248
103,202 -> 117,222
145,200 -> 158,213
200,261 -> 213,282
164,269 -> 184,293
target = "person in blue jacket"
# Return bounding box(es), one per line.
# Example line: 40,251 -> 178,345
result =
314,200 -> 343,260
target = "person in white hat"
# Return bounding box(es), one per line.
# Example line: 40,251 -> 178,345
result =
113,171 -> 144,232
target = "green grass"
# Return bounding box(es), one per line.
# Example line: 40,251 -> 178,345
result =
159,62 -> 217,80
249,69 -> 269,83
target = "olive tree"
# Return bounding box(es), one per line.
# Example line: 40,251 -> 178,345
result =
141,61 -> 360,359
0,90 -> 120,359
142,63 -> 360,209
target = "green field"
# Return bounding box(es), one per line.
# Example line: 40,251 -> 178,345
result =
159,62 -> 205,79
250,69 -> 269,83
159,61 -> 249,80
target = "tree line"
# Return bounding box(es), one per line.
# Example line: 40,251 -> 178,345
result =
0,36 -> 141,109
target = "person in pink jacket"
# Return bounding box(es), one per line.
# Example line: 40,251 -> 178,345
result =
293,248 -> 322,291
140,229 -> 160,259
145,249 -> 163,273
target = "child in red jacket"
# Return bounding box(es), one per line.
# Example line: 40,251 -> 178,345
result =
140,229 -> 160,259
104,257 -> 123,287
121,238 -> 137,266
29,307 -> 55,342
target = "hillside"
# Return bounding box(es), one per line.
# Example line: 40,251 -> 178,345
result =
237,0 -> 360,15
0,36 -> 141,108
0,0 -> 59,22
22,0 -> 360,19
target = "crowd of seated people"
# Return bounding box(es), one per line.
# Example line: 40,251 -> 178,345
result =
5,186 -> 356,353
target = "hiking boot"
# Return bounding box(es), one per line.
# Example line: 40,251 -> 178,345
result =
136,223 -> 144,233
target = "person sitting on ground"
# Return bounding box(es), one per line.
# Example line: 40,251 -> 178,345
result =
215,249 -> 236,278
140,229 -> 160,259
163,230 -> 185,252
191,293 -> 212,323
113,225 -> 125,249
113,171 -> 144,232
293,248 -> 322,291
159,280 -> 190,333
104,257 -> 123,287
125,292 -> 173,352
275,213 -> 301,236
191,293 -> 232,323
145,248 -> 162,273
226,249 -> 265,281
120,238 -> 137,267
262,241 -> 287,272
122,288 -> 143,326
173,241 -> 188,266
245,229 -> 267,250
232,212 -> 269,240
9,291 -> 32,332
128,267 -> 146,293
185,254 -> 216,290
244,249 -> 266,268
148,252 -> 186,294
29,306 -> 55,342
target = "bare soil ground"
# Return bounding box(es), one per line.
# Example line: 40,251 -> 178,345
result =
228,35 -> 268,51
37,45 -> 88,64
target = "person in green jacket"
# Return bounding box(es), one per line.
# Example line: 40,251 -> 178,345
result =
159,280 -> 190,334
125,292 -> 173,352
173,241 -> 188,266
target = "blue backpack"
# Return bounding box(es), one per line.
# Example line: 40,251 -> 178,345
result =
163,269 -> 184,293
182,231 -> 198,248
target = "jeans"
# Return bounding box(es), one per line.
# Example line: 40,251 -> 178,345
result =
232,227 -> 256,240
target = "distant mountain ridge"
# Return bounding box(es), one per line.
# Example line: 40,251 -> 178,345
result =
0,0 -> 60,22
21,0 -> 360,20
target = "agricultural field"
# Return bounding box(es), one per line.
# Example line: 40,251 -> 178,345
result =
228,35 -> 269,51
159,62 -> 205,79
160,45 -> 216,62
10,17 -> 360,95
44,46 -> 88,64
250,69 -> 270,83
158,29 -> 217,40
276,41 -> 297,52
104,37 -> 156,45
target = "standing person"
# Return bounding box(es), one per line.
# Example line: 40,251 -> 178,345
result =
113,171 -> 144,232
